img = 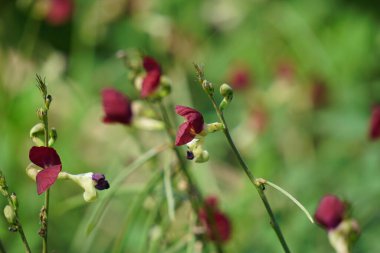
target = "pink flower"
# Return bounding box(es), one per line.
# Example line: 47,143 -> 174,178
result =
141,57 -> 161,98
101,88 -> 133,125
46,0 -> 73,25
369,105 -> 380,140
228,66 -> 251,90
199,196 -> 232,243
175,106 -> 204,146
314,195 -> 346,230
29,146 -> 62,195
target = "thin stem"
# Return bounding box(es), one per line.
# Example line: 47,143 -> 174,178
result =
206,91 -> 291,253
0,239 -> 6,253
41,103 -> 49,253
157,101 -> 224,253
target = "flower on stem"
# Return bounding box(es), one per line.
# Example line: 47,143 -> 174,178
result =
141,56 -> 162,98
228,65 -> 252,90
175,105 -> 205,146
101,88 -> 133,125
29,146 -> 62,195
315,195 -> 360,253
315,195 -> 346,230
369,105 -> 380,140
198,196 -> 232,243
26,164 -> 110,202
46,0 -> 73,25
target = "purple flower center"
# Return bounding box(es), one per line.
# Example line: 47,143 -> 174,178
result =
92,173 -> 110,190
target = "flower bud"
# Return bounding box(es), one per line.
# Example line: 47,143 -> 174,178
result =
48,128 -> 58,147
37,108 -> 47,121
3,205 -> 16,224
10,193 -> 18,210
0,173 -> 7,196
45,94 -> 52,109
30,123 -> 45,146
202,80 -> 214,95
219,83 -> 233,101
194,150 -> 209,163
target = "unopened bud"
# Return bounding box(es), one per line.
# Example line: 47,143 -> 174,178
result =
194,150 -> 209,163
45,94 -> 52,109
220,83 -> 233,101
202,80 -> 214,95
37,108 -> 47,121
10,193 -> 18,210
30,123 -> 45,146
3,205 -> 16,224
48,128 -> 58,147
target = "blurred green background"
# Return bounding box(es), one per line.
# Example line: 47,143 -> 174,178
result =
1,0 -> 380,252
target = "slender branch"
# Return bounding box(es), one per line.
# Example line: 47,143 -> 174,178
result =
195,65 -> 291,252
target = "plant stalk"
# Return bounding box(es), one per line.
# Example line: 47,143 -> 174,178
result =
206,90 -> 291,253
158,101 -> 224,253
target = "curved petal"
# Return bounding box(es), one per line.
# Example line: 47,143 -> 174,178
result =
141,70 -> 161,98
29,146 -> 61,169
175,122 -> 195,146
175,105 -> 204,133
102,88 -> 133,125
143,57 -> 161,73
314,195 -> 346,230
36,165 -> 62,195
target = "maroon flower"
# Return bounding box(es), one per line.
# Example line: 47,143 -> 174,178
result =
228,66 -> 252,90
46,0 -> 73,25
29,146 -> 62,195
199,196 -> 232,243
92,173 -> 110,190
314,195 -> 346,230
101,88 -> 133,125
369,105 -> 380,140
141,57 -> 161,98
175,105 -> 204,146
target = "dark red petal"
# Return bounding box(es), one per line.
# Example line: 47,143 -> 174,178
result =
199,205 -> 232,243
229,67 -> 251,90
205,196 -> 219,209
46,0 -> 73,25
175,122 -> 196,146
369,106 -> 380,140
29,146 -> 61,169
102,88 -> 133,125
175,105 -> 204,133
36,165 -> 62,195
141,70 -> 161,98
143,57 -> 161,73
314,195 -> 346,230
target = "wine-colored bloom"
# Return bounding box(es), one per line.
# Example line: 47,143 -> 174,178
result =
92,173 -> 110,190
175,105 -> 204,146
46,0 -> 73,25
228,66 -> 251,90
315,195 -> 346,230
29,146 -> 62,195
199,196 -> 232,243
141,57 -> 161,98
101,88 -> 133,125
369,105 -> 380,140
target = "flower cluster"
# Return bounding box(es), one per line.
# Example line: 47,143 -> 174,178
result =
314,195 -> 360,253
198,196 -> 232,243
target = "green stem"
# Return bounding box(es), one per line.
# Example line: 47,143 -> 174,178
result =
15,215 -> 32,253
207,93 -> 291,253
0,239 -> 6,253
42,111 -> 49,253
157,101 -> 224,253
